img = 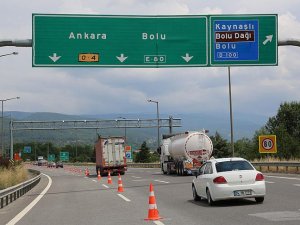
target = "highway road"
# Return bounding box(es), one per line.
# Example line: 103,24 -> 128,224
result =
1,165 -> 300,225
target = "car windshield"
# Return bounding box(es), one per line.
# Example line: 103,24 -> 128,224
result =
215,160 -> 254,172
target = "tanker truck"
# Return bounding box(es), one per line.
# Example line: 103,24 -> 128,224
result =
157,131 -> 213,175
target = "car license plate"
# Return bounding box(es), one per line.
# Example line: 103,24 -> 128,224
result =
234,190 -> 252,196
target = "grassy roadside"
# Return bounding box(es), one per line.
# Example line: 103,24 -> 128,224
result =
0,164 -> 28,190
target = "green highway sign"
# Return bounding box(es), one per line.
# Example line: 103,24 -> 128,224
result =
60,151 -> 69,162
48,154 -> 55,161
210,15 -> 278,66
32,14 -> 208,67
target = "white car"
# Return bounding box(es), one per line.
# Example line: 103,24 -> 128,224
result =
192,157 -> 266,205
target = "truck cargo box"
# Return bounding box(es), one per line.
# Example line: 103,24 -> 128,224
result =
95,136 -> 126,176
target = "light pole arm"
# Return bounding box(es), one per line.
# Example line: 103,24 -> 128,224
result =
278,39 -> 300,47
0,39 -> 32,47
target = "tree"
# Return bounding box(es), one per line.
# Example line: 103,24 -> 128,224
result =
135,141 -> 151,163
210,132 -> 231,158
264,101 -> 300,159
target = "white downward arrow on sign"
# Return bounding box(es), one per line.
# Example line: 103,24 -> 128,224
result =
263,35 -> 273,45
116,53 -> 128,63
182,53 -> 193,62
49,53 -> 61,62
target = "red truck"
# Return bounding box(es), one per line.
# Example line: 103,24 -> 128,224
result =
95,136 -> 127,176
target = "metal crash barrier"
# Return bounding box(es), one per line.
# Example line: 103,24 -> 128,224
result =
0,169 -> 41,209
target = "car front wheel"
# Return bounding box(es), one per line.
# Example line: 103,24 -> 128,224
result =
255,197 -> 264,203
206,188 -> 214,206
192,185 -> 201,201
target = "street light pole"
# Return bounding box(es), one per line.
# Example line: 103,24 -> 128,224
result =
118,117 -> 127,145
0,97 -> 20,157
147,99 -> 160,148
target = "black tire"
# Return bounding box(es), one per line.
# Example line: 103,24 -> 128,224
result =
167,164 -> 171,175
192,185 -> 201,201
206,188 -> 214,206
180,162 -> 184,176
162,164 -> 167,174
255,197 -> 264,203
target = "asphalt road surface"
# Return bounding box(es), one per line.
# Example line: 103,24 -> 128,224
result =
1,165 -> 300,225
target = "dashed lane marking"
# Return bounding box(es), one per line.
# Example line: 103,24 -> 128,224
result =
154,180 -> 170,184
92,180 -> 97,182
132,179 -> 149,182
131,176 -> 142,179
102,184 -> 109,188
153,220 -> 165,225
265,181 -> 275,184
117,194 -> 131,202
294,184 -> 300,187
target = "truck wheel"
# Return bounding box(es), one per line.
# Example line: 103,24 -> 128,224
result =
167,165 -> 171,175
162,164 -> 167,174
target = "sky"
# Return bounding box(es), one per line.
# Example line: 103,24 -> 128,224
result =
1,0 -> 300,120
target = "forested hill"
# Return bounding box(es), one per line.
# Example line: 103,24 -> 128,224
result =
5,111 -> 268,148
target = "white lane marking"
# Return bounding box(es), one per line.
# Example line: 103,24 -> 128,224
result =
294,184 -> 300,187
266,175 -> 300,181
117,194 -> 131,202
132,176 -> 142,179
92,180 -> 97,182
102,184 -> 109,188
132,179 -> 148,182
265,181 -> 275,184
154,180 -> 170,184
84,177 -> 88,179
6,173 -> 52,225
153,221 -> 165,225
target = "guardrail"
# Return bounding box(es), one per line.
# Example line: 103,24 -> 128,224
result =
252,162 -> 300,173
0,169 -> 41,209
127,163 -> 161,168
127,162 -> 300,173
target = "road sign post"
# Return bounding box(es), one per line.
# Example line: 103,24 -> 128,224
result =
33,14 -> 208,67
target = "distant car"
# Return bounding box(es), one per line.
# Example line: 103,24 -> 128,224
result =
56,161 -> 63,168
47,161 -> 56,168
192,157 -> 266,205
38,159 -> 48,166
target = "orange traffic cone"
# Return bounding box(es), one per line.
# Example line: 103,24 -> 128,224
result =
117,174 -> 124,192
107,171 -> 112,184
145,183 -> 162,221
97,169 -> 101,181
85,167 -> 90,177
